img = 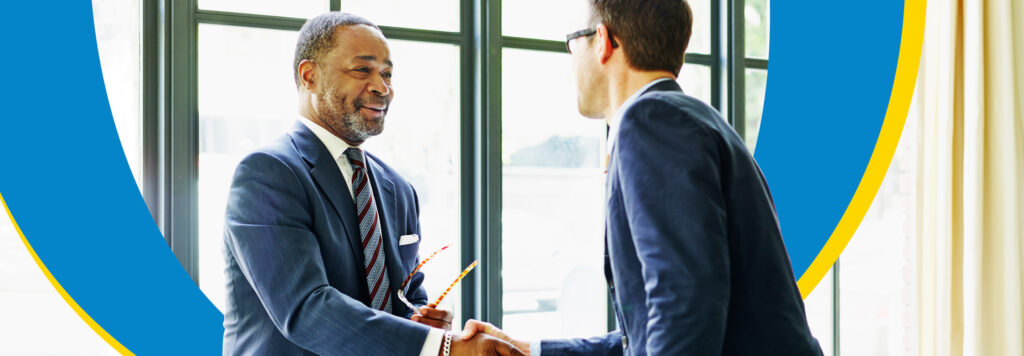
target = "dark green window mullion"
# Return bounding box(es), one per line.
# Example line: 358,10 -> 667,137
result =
164,0 -> 200,283
746,57 -> 768,70
141,0 -> 163,233
710,0 -> 723,113
474,0 -> 504,328
728,0 -> 746,138
459,0 -> 479,325
833,260 -> 840,356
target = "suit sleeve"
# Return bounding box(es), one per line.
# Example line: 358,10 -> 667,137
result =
540,331 -> 623,356
405,187 -> 429,307
616,98 -> 731,355
224,152 -> 430,355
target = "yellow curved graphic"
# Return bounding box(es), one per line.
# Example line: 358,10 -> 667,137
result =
796,0 -> 927,298
0,193 -> 134,355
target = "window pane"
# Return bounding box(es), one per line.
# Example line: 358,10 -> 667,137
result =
95,0 -> 141,189
745,0 -> 770,59
679,63 -> 712,105
361,40 -> 463,327
688,0 -> 711,54
745,68 -> 766,151
840,137 -> 917,356
197,25 -> 299,311
199,0 -> 327,19
804,268 -> 835,356
502,48 -> 608,340
342,0 -> 459,32
503,0 -> 590,41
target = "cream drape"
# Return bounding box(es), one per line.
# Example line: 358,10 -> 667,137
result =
916,0 -> 1024,355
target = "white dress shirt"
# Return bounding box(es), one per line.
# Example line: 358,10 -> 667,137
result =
298,117 -> 444,356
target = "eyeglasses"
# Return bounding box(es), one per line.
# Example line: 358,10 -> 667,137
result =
565,26 -> 619,54
395,244 -> 480,312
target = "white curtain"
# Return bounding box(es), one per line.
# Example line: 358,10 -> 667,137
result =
916,0 -> 1024,355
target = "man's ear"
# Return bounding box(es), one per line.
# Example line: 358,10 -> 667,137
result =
595,24 -> 616,64
298,59 -> 317,91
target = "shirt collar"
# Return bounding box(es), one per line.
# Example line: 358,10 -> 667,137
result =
298,116 -> 359,162
607,77 -> 674,155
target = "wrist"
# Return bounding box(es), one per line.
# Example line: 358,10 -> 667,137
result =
438,330 -> 452,356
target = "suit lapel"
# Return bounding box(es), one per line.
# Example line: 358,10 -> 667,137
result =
289,122 -> 367,280
366,155 -> 411,314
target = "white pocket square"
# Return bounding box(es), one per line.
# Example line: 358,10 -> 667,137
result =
398,234 -> 419,246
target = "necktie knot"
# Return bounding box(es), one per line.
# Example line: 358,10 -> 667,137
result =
344,147 -> 365,171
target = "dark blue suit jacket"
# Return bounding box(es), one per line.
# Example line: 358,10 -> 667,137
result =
542,81 -> 823,355
222,121 -> 432,355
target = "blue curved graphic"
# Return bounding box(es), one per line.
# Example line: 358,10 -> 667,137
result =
0,2 -> 222,354
0,0 -> 922,353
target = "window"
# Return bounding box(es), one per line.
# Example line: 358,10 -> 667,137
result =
95,0 -> 142,187
137,0 -> 771,337
500,48 -> 608,339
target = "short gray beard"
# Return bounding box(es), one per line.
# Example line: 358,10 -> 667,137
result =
317,90 -> 385,143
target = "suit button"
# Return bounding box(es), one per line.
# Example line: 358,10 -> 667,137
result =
622,335 -> 628,349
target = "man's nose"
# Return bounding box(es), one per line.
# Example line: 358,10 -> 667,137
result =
368,75 -> 390,97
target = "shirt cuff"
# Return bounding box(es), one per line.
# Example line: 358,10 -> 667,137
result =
419,327 -> 444,356
530,340 -> 542,356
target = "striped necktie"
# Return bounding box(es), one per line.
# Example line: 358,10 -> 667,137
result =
344,147 -> 392,313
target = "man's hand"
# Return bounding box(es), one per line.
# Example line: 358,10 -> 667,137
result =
411,303 -> 452,330
448,332 -> 526,356
461,320 -> 531,355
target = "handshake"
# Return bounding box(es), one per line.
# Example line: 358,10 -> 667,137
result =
413,305 -> 529,356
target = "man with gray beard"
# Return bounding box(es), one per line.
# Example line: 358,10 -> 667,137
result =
221,12 -> 522,356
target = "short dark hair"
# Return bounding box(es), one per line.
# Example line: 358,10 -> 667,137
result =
293,12 -> 380,88
588,0 -> 693,76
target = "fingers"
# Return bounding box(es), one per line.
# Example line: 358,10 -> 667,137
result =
491,337 -> 526,356
410,314 -> 451,330
461,319 -> 489,340
417,305 -> 453,323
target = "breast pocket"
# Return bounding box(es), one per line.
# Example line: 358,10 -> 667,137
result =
397,234 -> 420,267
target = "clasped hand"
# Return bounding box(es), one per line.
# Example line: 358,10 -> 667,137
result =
410,305 -> 528,356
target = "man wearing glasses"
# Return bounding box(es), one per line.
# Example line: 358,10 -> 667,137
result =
222,12 -> 522,356
464,1 -> 823,355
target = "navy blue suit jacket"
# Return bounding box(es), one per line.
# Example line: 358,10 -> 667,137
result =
222,121 -> 432,355
542,81 -> 823,355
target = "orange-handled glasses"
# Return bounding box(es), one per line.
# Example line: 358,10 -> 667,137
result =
395,244 -> 480,313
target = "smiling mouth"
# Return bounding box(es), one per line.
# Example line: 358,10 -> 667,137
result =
359,105 -> 387,117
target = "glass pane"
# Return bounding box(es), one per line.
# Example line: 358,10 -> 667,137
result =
678,64 -> 712,105
745,0 -> 770,58
745,68 -> 767,152
503,0 -> 590,41
361,40 -> 463,327
199,0 -> 327,19
342,0 -> 459,32
197,26 -> 465,327
688,0 -> 711,54
840,137 -> 917,356
94,0 -> 142,189
197,25 -> 299,312
804,268 -> 834,356
502,48 -> 608,340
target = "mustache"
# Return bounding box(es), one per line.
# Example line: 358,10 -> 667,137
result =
354,97 -> 389,108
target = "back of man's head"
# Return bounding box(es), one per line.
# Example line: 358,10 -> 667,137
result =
588,0 -> 693,76
293,12 -> 380,88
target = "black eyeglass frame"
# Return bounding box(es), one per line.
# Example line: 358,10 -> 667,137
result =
565,27 -> 619,53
